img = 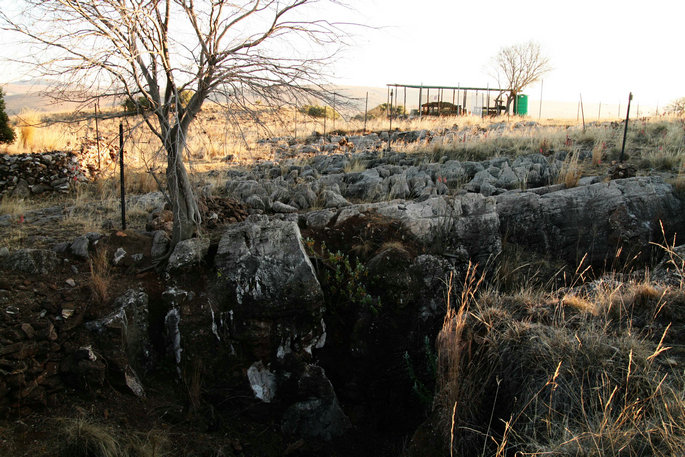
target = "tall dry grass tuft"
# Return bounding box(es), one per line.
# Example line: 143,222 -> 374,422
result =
558,149 -> 582,188
18,109 -> 40,150
432,243 -> 685,457
56,417 -> 168,457
0,195 -> 28,217
591,141 -> 604,166
436,263 -> 485,454
89,247 -> 111,304
57,418 -> 122,457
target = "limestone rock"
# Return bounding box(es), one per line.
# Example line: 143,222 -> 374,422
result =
166,238 -> 210,271
496,176 -> 685,265
0,249 -> 58,275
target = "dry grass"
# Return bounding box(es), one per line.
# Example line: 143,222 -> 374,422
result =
89,247 -> 111,304
433,237 -> 685,457
561,293 -> 597,315
1,110 -> 80,153
0,195 -> 28,216
557,149 -> 582,188
56,418 -> 168,457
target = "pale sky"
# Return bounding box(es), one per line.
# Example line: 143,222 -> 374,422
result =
331,0 -> 685,109
1,0 -> 683,112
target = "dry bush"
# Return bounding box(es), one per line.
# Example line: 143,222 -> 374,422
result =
561,293 -> 597,315
557,149 -> 582,188
57,418 -> 122,457
18,109 -> 39,149
0,195 -> 28,216
56,418 -> 168,457
591,141 -> 604,166
434,270 -> 685,457
126,171 -> 160,195
89,247 -> 111,304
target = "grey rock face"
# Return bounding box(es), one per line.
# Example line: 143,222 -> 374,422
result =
496,176 -> 685,265
0,249 -> 58,275
69,235 -> 91,259
150,230 -> 170,259
84,289 -> 151,396
166,238 -> 210,271
344,169 -> 384,201
281,364 -> 351,441
272,201 -> 298,213
334,193 -> 501,263
320,189 -> 350,209
215,219 -> 323,313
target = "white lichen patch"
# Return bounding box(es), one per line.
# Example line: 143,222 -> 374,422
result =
247,361 -> 277,403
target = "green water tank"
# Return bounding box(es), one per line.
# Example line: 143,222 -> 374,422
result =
516,94 -> 528,115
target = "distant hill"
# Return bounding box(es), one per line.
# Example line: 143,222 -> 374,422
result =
1,80 -> 81,115
1,80 -> 657,120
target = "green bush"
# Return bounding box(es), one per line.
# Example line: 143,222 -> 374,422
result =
121,96 -> 153,113
304,239 -> 381,314
300,105 -> 339,120
0,88 -> 16,144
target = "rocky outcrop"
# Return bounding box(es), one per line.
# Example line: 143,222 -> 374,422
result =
202,217 -> 347,439
0,248 -> 58,275
303,193 -> 501,263
496,176 -> 685,265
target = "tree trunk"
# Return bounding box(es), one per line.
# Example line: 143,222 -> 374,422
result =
166,141 -> 201,250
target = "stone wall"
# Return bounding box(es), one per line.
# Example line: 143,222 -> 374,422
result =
0,141 -> 118,197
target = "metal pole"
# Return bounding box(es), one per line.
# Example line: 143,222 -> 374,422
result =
363,91 -> 368,134
439,89 -> 443,115
620,92 -> 633,163
618,103 -> 621,118
403,86 -> 406,116
389,89 -> 394,133
580,94 -> 586,131
119,123 -> 126,230
598,102 -> 602,121
426,88 -> 430,114
538,80 -> 543,120
418,84 -> 423,120
386,86 -> 390,118
95,100 -> 101,170
463,89 -> 467,115
332,92 -> 336,132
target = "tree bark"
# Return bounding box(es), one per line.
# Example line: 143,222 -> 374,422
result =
166,140 -> 201,250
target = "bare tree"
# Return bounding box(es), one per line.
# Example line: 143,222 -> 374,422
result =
491,41 -> 551,113
1,0 -> 350,253
666,97 -> 685,116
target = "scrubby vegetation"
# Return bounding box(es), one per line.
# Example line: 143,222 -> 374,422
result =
421,253 -> 685,457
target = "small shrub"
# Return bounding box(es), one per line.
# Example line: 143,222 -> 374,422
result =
0,87 -> 16,145
122,96 -> 153,113
18,109 -> 40,149
89,247 -> 111,304
300,104 -> 339,120
57,418 -> 121,457
558,149 -> 582,188
591,141 -> 605,166
304,239 -> 381,314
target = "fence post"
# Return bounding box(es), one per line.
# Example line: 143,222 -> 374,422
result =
119,123 -> 126,230
363,92 -> 368,134
95,100 -> 101,170
620,92 -> 633,163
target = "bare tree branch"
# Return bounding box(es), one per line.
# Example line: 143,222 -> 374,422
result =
490,41 -> 552,112
1,0 -> 354,252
